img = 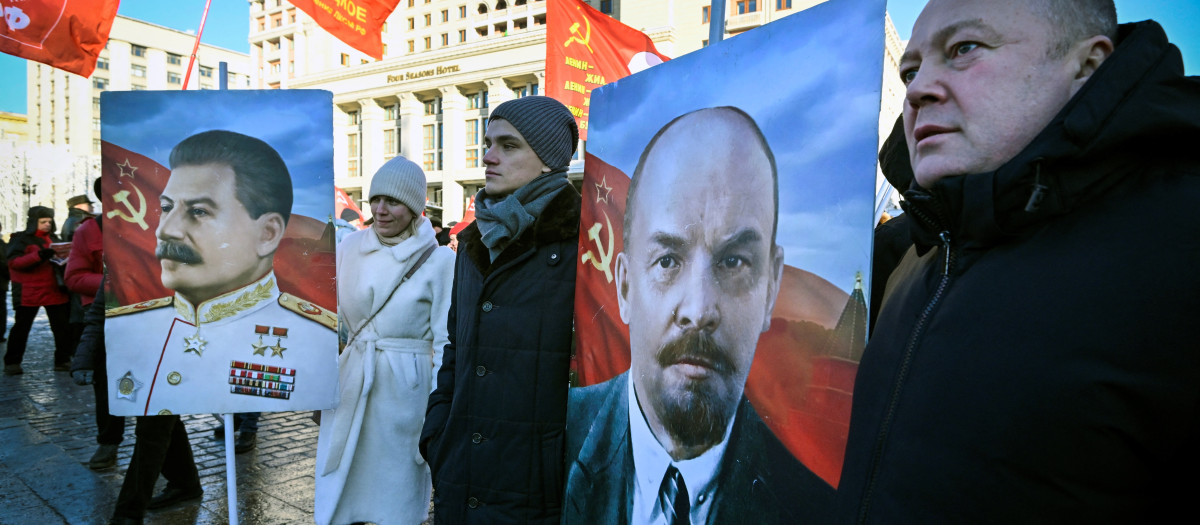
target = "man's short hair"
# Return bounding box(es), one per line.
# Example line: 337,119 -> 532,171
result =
1037,0 -> 1118,57
169,130 -> 293,225
624,106 -> 778,247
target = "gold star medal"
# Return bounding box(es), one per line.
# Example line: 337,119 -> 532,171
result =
251,325 -> 269,356
270,327 -> 289,358
184,332 -> 207,356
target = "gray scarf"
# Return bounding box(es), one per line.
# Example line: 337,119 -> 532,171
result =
474,169 -> 569,261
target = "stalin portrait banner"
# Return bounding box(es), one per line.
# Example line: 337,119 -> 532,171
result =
566,0 -> 884,522
101,90 -> 339,417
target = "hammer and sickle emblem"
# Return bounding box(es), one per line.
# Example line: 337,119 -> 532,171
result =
563,17 -> 593,53
581,211 -> 615,283
106,185 -> 150,231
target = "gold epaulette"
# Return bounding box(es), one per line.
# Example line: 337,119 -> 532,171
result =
278,293 -> 337,331
105,297 -> 173,317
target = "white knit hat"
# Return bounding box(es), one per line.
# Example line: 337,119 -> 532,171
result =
369,156 -> 427,215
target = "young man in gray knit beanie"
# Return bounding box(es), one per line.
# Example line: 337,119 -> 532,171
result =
421,95 -> 582,524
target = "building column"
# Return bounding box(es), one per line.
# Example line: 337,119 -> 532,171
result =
485,77 -> 514,108
359,98 -> 384,184
439,87 -> 467,222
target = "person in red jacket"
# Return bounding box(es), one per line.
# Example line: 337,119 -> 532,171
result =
4,206 -> 72,375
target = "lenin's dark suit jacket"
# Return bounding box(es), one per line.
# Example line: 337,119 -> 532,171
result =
563,372 -> 833,524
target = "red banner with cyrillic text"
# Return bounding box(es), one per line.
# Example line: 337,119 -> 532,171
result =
290,0 -> 399,60
546,0 -> 669,140
0,0 -> 119,77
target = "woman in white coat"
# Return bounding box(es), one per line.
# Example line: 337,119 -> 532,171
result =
315,156 -> 455,525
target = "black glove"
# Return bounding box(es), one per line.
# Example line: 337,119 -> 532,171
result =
72,369 -> 94,385
38,248 -> 55,261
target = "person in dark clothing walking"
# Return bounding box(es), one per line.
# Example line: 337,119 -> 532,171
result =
4,206 -> 72,374
73,288 -> 203,525
60,194 -> 95,242
420,95 -> 581,524
836,0 -> 1200,522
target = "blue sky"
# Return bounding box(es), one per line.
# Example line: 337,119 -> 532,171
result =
1,0 -> 1197,114
590,0 -> 884,293
102,89 -> 335,220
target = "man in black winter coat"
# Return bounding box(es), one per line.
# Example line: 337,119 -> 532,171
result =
837,0 -> 1200,522
420,96 -> 581,524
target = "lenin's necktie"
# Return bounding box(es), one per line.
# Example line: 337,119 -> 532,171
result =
658,465 -> 690,525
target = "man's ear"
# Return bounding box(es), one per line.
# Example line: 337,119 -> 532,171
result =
256,212 -> 287,257
615,252 -> 631,326
1069,35 -> 1114,95
761,244 -> 785,333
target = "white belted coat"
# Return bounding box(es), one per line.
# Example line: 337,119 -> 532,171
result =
315,218 -> 454,525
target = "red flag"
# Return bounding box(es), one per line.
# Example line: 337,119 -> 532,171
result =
573,153 -> 631,384
289,0 -> 399,60
0,0 -> 118,77
101,140 -> 337,311
449,196 -> 475,235
546,0 -> 669,140
335,186 -> 365,229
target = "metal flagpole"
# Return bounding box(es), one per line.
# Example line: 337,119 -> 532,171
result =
709,0 -> 727,45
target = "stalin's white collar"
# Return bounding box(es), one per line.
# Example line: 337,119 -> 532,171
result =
173,272 -> 281,326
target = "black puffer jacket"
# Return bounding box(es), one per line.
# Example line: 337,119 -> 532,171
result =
421,186 -> 580,524
838,21 -> 1200,523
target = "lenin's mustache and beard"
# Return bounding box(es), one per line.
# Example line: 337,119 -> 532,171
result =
156,241 -> 203,265
649,331 -> 741,451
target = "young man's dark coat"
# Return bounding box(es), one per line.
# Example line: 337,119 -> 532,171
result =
421,186 -> 580,524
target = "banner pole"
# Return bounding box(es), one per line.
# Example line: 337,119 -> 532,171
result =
224,413 -> 238,525
709,0 -> 727,45
181,0 -> 214,90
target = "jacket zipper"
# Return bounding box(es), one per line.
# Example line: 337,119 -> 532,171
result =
857,229 -> 955,523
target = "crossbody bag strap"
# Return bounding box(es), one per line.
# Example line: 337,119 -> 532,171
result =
345,242 -> 438,348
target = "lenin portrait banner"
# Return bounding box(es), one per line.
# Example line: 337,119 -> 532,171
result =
101,90 -> 339,417
566,0 -> 885,521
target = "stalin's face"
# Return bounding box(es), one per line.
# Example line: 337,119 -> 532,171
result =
156,163 -> 284,305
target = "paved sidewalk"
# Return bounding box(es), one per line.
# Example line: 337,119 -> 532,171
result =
0,295 -> 320,525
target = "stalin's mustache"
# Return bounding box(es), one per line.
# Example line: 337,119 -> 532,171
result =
156,241 -> 203,265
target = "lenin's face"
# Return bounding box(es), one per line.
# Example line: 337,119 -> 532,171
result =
617,109 -> 783,459
156,163 -> 284,305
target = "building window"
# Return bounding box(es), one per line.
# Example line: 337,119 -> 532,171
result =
340,53 -> 350,66
361,59 -> 369,64
424,36 -> 431,49
736,0 -> 758,14
408,0 -> 415,6
383,129 -> 397,158
442,9 -> 449,21
408,40 -> 415,53
131,64 -> 146,77
348,134 -> 360,177
441,33 -> 449,46
167,53 -> 183,65
383,22 -> 388,32
270,61 -> 281,73
291,10 -> 298,23
93,118 -> 101,131
131,85 -> 146,91
384,104 -> 399,120
423,97 -> 441,115
466,119 -> 480,145
200,66 -> 213,77
423,123 -> 443,171
273,15 -> 283,27
94,139 -> 102,154
497,0 -> 508,8
408,17 -> 415,29
259,19 -> 266,31
702,6 -> 710,23
131,44 -> 147,57
271,40 -> 280,50
383,43 -> 388,56
168,72 -> 182,84
777,0 -> 791,8
348,110 -> 360,125
92,97 -> 100,111
459,29 -> 467,42
459,5 -> 467,17
599,0 -> 612,14
513,83 -> 538,98
467,91 -> 488,109
93,78 -> 108,89
425,13 -> 431,25
96,58 -> 109,70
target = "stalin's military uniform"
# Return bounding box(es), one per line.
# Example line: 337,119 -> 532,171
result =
105,272 -> 339,417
